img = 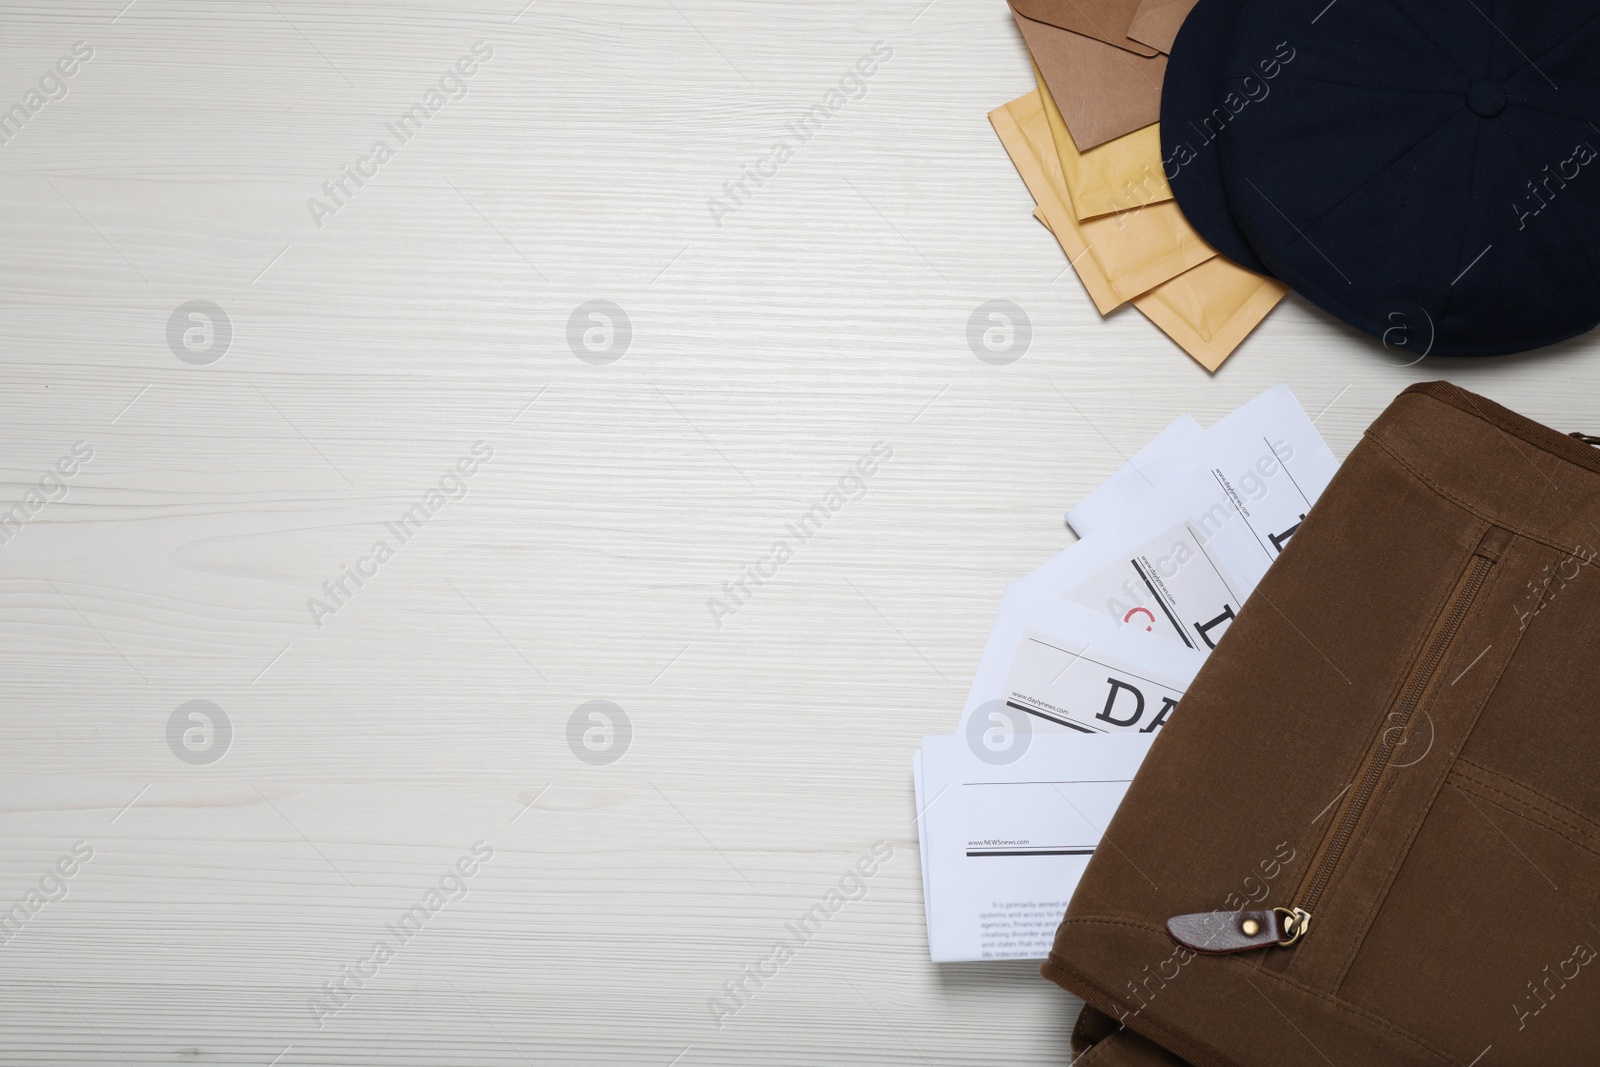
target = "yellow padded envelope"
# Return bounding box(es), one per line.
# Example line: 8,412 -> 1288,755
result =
990,89 -> 1213,313
1032,206 -> 1287,371
1034,64 -> 1174,221
1131,259 -> 1288,371
1007,94 -> 1289,369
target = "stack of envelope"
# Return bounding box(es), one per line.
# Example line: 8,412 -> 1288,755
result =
914,386 -> 1340,962
995,0 -> 1286,371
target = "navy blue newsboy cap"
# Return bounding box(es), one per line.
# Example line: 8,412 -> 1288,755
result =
1162,0 -> 1600,357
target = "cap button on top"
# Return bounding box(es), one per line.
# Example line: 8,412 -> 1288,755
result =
1467,80 -> 1508,118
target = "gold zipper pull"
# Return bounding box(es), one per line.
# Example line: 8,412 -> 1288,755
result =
1167,906 -> 1311,954
1276,906 -> 1312,945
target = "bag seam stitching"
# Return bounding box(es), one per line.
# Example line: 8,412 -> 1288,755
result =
1363,432 -> 1587,557
1450,771 -> 1600,860
1454,755 -> 1600,833
1328,560 -> 1526,991
1399,384 -> 1600,479
1277,518 -> 1489,983
1292,526 -> 1498,987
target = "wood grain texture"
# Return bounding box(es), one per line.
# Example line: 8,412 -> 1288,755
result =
1,1 -> 1597,1063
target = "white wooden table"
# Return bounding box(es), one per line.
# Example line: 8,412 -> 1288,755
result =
2,2 -> 1597,1063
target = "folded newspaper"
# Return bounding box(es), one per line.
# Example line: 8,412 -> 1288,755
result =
915,385 -> 1340,962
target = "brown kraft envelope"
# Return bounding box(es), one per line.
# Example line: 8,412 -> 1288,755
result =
1010,0 -> 1161,55
1126,0 -> 1199,53
1012,4 -> 1168,150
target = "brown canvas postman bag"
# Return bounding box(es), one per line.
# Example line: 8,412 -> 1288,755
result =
1044,382 -> 1600,1067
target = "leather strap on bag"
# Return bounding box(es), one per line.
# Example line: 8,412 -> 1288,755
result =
1073,1007 -> 1193,1066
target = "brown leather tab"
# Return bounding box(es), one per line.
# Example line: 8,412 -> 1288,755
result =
1072,1004 -> 1121,1057
1166,909 -> 1282,954
1472,524 -> 1513,562
1073,1027 -> 1194,1066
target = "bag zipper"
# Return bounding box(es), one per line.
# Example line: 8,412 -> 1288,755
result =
1167,533 -> 1504,957
1284,549 -> 1495,944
